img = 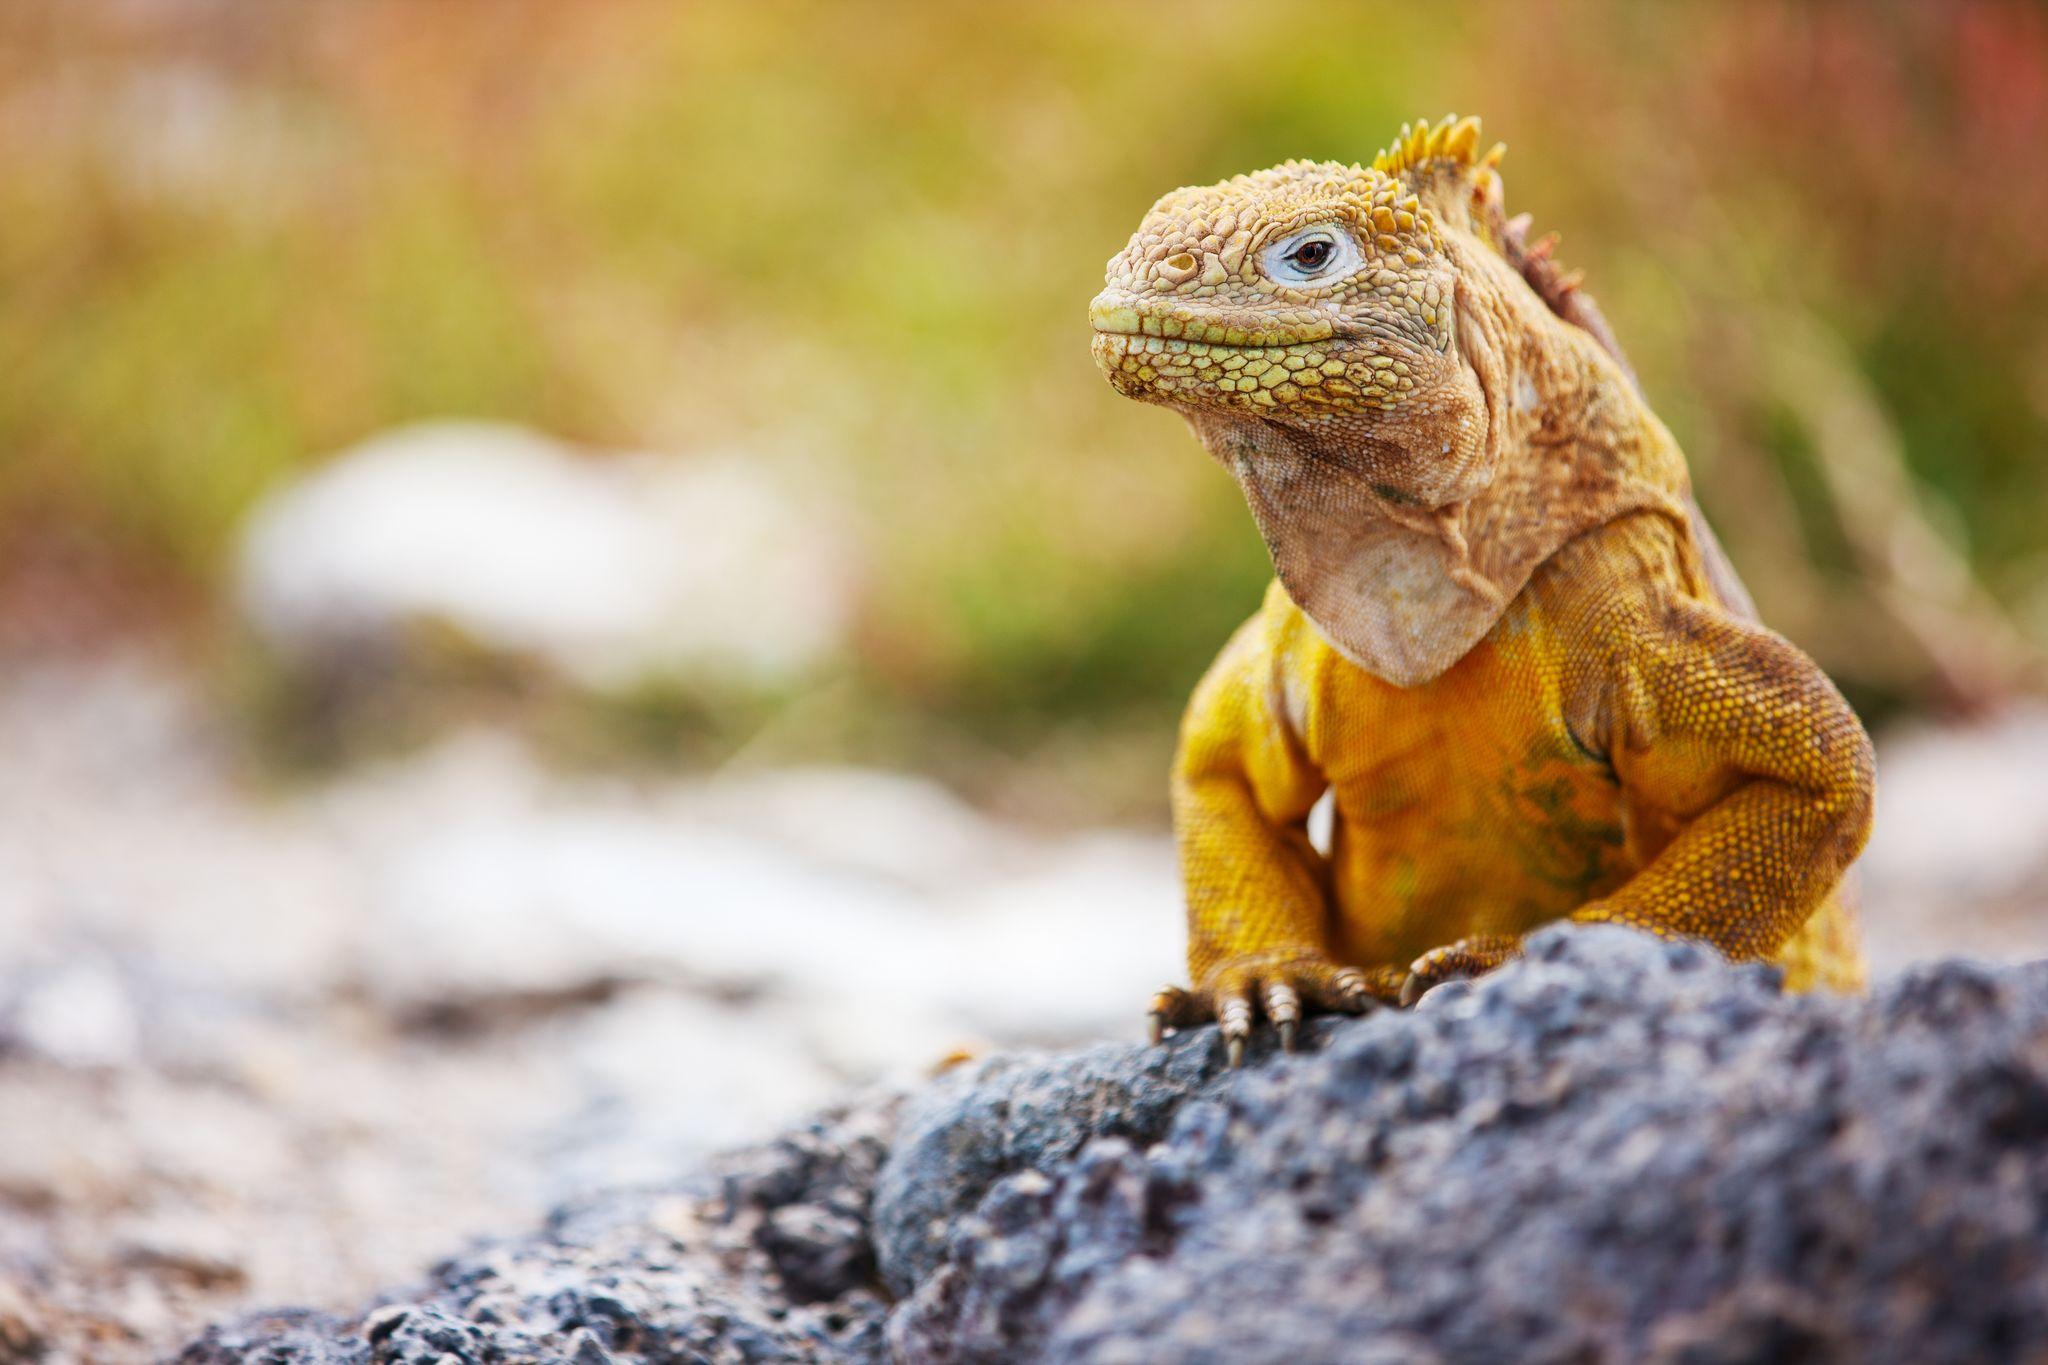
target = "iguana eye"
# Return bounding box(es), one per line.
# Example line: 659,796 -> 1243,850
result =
1291,240 -> 1333,270
1260,226 -> 1362,286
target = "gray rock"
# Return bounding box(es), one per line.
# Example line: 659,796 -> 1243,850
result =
178,926 -> 2048,1364
871,1007 -> 1336,1293
891,925 -> 2048,1364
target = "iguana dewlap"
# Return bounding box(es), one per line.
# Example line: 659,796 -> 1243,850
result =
1089,116 -> 1873,1061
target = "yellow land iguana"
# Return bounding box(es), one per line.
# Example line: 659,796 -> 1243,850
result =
1089,116 -> 1874,1064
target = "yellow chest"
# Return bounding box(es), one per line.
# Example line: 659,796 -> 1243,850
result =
1286,595 -> 1634,963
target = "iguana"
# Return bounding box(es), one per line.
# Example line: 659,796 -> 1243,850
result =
1089,115 -> 1874,1063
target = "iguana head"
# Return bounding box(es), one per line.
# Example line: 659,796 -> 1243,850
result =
1090,115 -> 1690,685
1090,133 -> 1485,506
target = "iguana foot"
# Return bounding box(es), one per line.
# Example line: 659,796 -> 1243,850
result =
1149,955 -> 1403,1065
1399,934 -> 1523,1007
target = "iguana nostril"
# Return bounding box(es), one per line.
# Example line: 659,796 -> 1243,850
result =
1160,252 -> 1199,283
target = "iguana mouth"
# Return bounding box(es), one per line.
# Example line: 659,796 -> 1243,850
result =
1089,296 -> 1337,351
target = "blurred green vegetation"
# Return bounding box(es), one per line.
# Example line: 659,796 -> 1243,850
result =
1,0 -> 2043,813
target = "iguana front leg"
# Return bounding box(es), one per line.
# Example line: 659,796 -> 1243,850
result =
1156,619 -> 1395,1063
1569,594 -> 1875,962
1399,594 -> 1876,1004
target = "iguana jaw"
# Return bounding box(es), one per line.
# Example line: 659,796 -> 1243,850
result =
1090,292 -> 1421,414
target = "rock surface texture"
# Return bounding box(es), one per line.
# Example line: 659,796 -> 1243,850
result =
173,925 -> 2048,1364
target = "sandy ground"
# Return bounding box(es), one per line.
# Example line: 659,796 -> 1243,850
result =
1,652 -> 2044,1363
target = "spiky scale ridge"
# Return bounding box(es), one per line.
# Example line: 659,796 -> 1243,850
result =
1371,113 -> 1490,178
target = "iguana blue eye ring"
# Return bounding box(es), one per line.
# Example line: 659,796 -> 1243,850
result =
1259,225 -> 1362,285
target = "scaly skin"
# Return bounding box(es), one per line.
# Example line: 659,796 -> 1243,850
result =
1090,117 -> 1874,1062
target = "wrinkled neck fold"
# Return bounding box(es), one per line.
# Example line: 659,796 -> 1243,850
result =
1191,269 -> 1692,686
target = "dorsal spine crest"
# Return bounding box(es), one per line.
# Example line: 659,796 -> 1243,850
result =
1372,114 -> 1499,180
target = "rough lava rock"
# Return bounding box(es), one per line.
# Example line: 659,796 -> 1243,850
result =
180,926 -> 2048,1364
871,1003 -> 1331,1294
890,926 -> 2048,1363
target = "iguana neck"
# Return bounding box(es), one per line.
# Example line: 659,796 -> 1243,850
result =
1185,239 -> 1692,687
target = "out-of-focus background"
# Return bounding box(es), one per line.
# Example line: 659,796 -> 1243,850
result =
1,1 -> 2045,1359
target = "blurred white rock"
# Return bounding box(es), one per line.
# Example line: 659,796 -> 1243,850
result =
237,422 -> 855,689
668,766 -> 1033,892
11,957 -> 141,1068
1862,705 -> 2048,899
350,757 -> 1183,1071
368,808 -> 929,1007
946,832 -> 1184,1039
1858,704 -> 2048,970
541,986 -> 849,1190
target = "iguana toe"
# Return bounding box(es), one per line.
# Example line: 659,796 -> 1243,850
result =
1400,934 -> 1524,1007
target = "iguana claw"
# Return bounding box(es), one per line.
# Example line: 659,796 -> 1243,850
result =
1145,957 -> 1401,1064
1400,935 -> 1524,1007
